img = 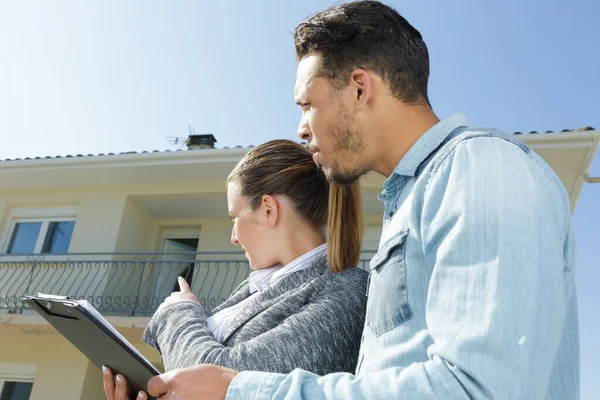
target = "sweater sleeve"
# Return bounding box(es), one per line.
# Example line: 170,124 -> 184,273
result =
142,273 -> 366,374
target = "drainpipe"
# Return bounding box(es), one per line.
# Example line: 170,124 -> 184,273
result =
584,174 -> 600,183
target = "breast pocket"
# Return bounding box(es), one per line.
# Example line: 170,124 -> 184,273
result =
365,230 -> 412,336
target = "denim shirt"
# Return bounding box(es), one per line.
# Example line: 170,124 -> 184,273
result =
227,114 -> 579,400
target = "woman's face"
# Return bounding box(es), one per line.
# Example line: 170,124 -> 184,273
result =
227,182 -> 279,270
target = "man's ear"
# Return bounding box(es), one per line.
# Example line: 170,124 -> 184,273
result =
260,194 -> 279,228
349,68 -> 374,111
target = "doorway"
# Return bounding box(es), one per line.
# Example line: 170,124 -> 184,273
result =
150,228 -> 200,304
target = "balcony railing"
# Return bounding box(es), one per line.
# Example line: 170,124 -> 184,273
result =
0,252 -> 374,317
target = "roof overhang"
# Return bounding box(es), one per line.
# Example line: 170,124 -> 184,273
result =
1,131 -> 598,213
0,147 -> 251,191
519,131 -> 599,212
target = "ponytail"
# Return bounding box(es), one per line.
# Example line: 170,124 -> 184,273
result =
327,182 -> 363,272
229,139 -> 363,272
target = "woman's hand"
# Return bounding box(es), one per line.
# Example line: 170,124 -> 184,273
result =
162,277 -> 201,306
102,365 -> 147,400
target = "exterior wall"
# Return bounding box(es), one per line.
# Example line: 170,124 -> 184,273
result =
69,193 -> 127,254
78,363 -> 108,400
0,333 -> 90,400
114,197 -> 155,254
0,199 -> 6,240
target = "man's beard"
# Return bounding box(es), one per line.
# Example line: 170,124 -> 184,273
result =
320,110 -> 368,186
321,163 -> 362,185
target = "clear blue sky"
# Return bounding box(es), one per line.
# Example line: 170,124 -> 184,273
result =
1,0 -> 598,397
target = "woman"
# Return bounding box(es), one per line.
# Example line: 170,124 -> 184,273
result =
103,140 -> 367,399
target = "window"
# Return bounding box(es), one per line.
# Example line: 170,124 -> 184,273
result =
0,364 -> 35,400
0,381 -> 33,400
5,212 -> 75,255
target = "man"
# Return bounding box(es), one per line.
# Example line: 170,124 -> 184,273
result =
146,1 -> 579,399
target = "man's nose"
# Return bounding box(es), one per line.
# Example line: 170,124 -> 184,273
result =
297,118 -> 311,141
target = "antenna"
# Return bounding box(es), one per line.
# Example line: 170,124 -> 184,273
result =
166,136 -> 187,148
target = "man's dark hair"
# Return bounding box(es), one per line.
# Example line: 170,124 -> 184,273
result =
294,0 -> 430,106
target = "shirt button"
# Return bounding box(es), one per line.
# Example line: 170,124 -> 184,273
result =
388,212 -> 394,218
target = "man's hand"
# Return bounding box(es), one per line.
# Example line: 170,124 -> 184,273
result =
162,277 -> 201,306
147,364 -> 238,400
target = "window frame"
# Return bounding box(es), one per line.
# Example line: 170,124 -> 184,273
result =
1,207 -> 77,256
0,362 -> 36,399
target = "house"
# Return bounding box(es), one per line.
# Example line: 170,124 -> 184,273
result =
0,128 -> 598,400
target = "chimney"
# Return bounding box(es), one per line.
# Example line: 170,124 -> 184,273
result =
186,134 -> 217,150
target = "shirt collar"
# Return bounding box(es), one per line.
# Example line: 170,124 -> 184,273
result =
385,113 -> 469,187
271,243 -> 326,283
247,243 -> 327,294
248,265 -> 282,294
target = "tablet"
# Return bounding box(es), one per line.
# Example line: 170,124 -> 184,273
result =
22,294 -> 160,399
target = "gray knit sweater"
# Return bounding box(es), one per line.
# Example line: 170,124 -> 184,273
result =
142,255 -> 368,375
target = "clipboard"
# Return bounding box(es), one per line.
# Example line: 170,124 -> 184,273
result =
22,293 -> 160,399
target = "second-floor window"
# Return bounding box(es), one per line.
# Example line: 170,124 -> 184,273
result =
6,219 -> 75,254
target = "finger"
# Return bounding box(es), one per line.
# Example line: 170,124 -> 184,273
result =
136,391 -> 147,400
114,374 -> 129,400
157,392 -> 177,400
102,366 -> 115,400
178,276 -> 191,292
147,373 -> 170,397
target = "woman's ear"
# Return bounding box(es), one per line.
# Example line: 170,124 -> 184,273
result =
260,194 -> 279,228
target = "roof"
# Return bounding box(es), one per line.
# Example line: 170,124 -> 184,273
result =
0,145 -> 254,163
0,127 -> 595,162
512,126 -> 595,135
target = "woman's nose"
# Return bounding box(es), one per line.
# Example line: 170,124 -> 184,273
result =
231,230 -> 240,246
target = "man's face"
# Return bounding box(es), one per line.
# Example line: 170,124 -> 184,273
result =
295,55 -> 370,185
